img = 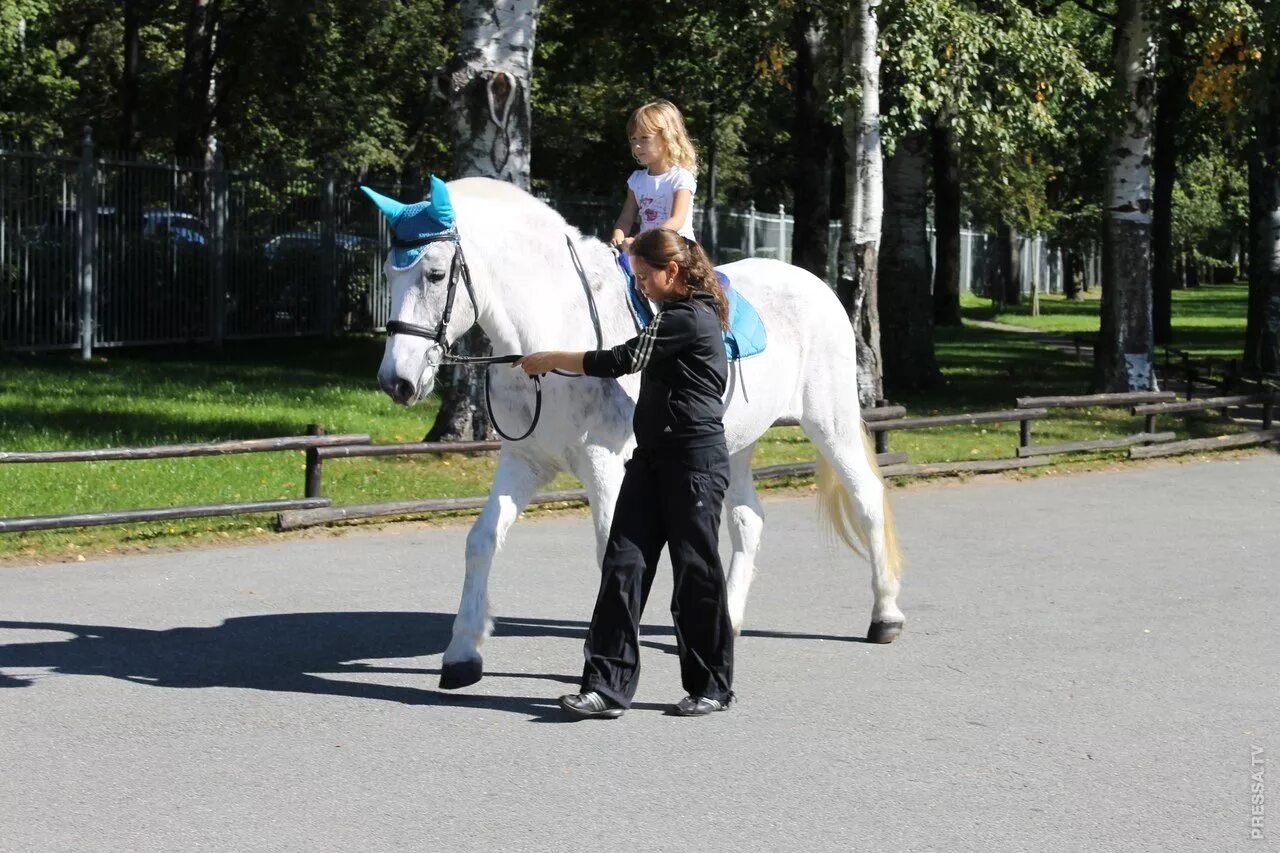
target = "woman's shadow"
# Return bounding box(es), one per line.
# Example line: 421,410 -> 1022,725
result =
0,612 -> 861,719
0,612 -> 603,721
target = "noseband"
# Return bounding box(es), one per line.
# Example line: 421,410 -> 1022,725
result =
384,230 -> 600,442
384,230 -> 540,441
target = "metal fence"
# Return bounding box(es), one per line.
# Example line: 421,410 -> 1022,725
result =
548,194 -> 1094,298
1,135 -> 384,354
3,138 -> 1097,356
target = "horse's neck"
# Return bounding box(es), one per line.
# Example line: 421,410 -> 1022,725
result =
470,231 -> 635,357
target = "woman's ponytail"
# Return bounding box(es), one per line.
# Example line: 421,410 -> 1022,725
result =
630,229 -> 729,330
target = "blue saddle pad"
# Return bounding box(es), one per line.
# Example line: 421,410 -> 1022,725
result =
615,252 -> 767,360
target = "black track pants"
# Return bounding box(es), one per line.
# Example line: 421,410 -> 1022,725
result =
580,444 -> 734,708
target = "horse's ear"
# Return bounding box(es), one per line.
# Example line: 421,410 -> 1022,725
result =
360,186 -> 406,224
428,175 -> 455,228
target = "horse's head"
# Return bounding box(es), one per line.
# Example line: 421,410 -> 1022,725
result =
362,177 -> 472,406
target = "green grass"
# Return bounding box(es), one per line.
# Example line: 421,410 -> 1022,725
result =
961,281 -> 1251,359
0,282 -> 1258,560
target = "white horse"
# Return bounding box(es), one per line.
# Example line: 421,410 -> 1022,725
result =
366,176 -> 903,689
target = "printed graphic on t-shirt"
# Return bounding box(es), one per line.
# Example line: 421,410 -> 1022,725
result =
638,196 -> 664,226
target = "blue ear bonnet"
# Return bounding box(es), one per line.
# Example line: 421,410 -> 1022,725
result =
360,176 -> 456,267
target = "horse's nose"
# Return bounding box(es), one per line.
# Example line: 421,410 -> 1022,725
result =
391,377 -> 416,405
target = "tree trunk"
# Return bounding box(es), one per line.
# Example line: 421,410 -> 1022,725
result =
175,0 -> 219,162
1151,9 -> 1188,346
429,0 -> 539,442
1243,6 -> 1280,376
701,110 -> 719,257
931,115 -> 962,325
789,1 -> 833,280
992,223 -> 1014,309
1005,226 -> 1023,306
836,0 -> 884,407
1096,0 -> 1158,391
120,0 -> 143,154
438,0 -> 536,188
879,130 -> 940,393
1063,250 -> 1080,300
1245,138 -> 1280,375
1184,244 -> 1199,287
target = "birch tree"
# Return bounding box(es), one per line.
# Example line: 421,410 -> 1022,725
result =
837,0 -> 884,407
428,0 -> 539,441
1096,0 -> 1158,391
438,0 -> 537,188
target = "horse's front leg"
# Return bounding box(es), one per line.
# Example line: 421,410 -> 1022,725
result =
440,449 -> 550,689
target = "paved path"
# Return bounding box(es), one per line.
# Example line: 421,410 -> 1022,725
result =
966,317 -> 1093,361
3,455 -> 1277,852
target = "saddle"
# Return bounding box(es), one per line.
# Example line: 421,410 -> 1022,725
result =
615,252 -> 767,360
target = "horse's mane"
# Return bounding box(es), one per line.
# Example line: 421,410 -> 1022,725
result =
450,177 -> 578,238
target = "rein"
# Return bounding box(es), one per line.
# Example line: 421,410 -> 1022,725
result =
384,231 -> 601,442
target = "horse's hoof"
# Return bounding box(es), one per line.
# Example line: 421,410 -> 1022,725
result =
867,621 -> 904,644
439,657 -> 484,690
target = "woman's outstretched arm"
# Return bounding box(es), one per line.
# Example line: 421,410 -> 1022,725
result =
513,351 -> 586,375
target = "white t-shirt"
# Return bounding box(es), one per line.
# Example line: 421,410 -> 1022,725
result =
627,166 -> 697,240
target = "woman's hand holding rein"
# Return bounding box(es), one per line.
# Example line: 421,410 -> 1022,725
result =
514,351 -> 586,376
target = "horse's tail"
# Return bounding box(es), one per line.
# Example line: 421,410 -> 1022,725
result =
816,428 -> 902,580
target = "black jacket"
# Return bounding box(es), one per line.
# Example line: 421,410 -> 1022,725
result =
582,291 -> 728,450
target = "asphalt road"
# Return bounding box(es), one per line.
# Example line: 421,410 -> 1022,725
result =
2,454 -> 1278,852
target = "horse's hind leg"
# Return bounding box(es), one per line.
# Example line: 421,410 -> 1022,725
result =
725,443 -> 764,635
440,449 -> 551,689
803,419 -> 905,643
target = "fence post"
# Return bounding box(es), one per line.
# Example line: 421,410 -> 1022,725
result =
78,127 -> 96,360
777,203 -> 787,263
208,149 -> 227,350
1263,397 -> 1274,430
1019,417 -> 1032,450
746,202 -> 756,257
305,423 -> 325,498
321,158 -> 337,337
874,400 -> 891,453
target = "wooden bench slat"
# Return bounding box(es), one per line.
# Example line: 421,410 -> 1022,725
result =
880,457 -> 1053,477
771,407 -> 907,428
1131,393 -> 1275,416
1128,429 -> 1280,459
317,440 -> 501,459
0,434 -> 370,464
1016,432 -> 1177,458
0,498 -> 332,533
276,491 -> 587,531
1016,391 -> 1175,409
866,409 -> 1048,431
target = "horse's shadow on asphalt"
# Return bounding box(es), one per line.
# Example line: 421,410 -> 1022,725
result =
0,612 -> 865,721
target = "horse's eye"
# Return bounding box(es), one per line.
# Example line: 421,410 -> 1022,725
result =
426,270 -> 447,284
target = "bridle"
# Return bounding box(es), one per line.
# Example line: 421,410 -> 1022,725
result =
384,230 -> 601,441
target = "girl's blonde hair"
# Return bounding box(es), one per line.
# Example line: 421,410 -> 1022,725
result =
630,229 -> 728,330
626,100 -> 698,172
